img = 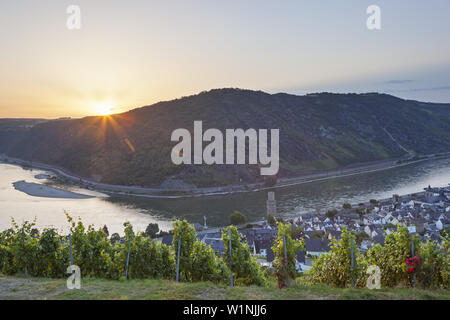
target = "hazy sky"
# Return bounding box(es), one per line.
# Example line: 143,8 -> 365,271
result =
1,0 -> 450,118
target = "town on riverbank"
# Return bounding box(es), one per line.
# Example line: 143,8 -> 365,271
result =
156,184 -> 450,272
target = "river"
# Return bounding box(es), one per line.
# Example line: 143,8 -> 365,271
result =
1,157 -> 450,235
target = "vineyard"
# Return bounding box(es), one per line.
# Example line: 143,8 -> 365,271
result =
0,213 -> 448,291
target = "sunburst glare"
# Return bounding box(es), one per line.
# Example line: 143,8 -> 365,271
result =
95,104 -> 115,116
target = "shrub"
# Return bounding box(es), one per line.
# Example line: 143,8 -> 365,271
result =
326,209 -> 338,219
123,233 -> 175,280
35,228 -> 70,277
271,222 -> 304,288
289,225 -> 304,240
307,227 -> 367,288
229,211 -> 247,225
66,213 -> 114,278
1,215 -> 446,290
4,219 -> 70,278
267,214 -> 277,227
171,219 -> 229,284
102,225 -> 109,237
415,238 -> 449,289
190,240 -> 230,283
172,219 -> 196,282
366,226 -> 418,287
0,228 -> 18,275
222,226 -> 266,286
0,216 -> 261,287
143,223 -> 159,238
110,233 -> 121,243
342,203 -> 352,210
355,231 -> 370,245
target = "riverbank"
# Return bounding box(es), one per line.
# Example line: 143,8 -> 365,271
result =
1,152 -> 450,199
12,180 -> 95,199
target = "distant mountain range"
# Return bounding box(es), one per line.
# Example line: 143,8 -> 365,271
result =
1,89 -> 450,188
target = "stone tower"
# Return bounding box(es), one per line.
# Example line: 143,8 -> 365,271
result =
267,191 -> 277,217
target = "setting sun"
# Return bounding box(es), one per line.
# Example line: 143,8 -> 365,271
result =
96,104 -> 115,116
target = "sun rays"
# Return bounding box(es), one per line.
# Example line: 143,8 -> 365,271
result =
95,104 -> 115,116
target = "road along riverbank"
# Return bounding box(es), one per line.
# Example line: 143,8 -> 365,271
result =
1,152 -> 450,199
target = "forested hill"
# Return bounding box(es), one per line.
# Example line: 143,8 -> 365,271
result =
1,89 -> 450,188
0,118 -> 47,154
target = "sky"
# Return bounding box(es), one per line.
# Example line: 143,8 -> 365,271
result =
0,0 -> 450,118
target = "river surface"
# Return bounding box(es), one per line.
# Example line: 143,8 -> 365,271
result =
1,157 -> 450,235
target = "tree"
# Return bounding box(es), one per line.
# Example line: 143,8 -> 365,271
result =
102,225 -> 109,236
289,225 -> 304,240
144,223 -> 159,238
369,199 -> 378,205
110,233 -> 120,243
271,222 -> 304,288
229,211 -> 247,225
267,214 -> 277,227
342,203 -> 352,210
326,209 -> 338,219
355,231 -> 370,245
357,209 -> 364,220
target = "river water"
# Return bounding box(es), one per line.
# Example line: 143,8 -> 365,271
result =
1,157 -> 450,235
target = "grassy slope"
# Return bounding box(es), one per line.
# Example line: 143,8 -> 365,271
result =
1,276 -> 448,300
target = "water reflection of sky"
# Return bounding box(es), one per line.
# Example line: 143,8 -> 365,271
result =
0,163 -> 173,235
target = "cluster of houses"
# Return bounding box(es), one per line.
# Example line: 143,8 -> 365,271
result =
156,185 -> 450,272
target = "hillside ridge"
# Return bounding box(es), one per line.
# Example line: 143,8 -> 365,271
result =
1,88 -> 450,188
